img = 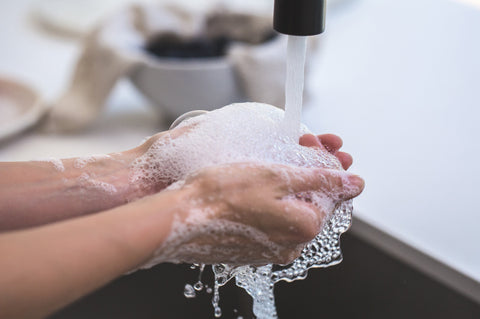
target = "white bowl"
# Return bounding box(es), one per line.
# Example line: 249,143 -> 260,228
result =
129,53 -> 244,119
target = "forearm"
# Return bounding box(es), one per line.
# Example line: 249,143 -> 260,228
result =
0,188 -> 184,319
0,147 -> 158,231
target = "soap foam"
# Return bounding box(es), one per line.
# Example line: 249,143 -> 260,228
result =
131,102 -> 354,318
36,158 -> 65,172
77,172 -> 117,195
74,155 -> 112,169
131,103 -> 341,190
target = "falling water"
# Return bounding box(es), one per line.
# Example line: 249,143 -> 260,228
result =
282,35 -> 308,138
183,35 -> 353,319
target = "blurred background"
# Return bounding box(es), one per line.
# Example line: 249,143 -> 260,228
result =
1,0 -> 480,318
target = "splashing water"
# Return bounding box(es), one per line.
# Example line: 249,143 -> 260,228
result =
206,200 -> 352,318
180,36 -> 354,319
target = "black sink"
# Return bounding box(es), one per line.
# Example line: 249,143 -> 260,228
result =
49,231 -> 480,319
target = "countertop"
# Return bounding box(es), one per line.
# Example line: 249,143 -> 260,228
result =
303,0 -> 480,286
0,0 -> 479,299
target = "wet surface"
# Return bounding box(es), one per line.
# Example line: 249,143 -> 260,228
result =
50,233 -> 480,319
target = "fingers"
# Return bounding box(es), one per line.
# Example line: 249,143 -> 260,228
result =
284,167 -> 365,200
317,134 -> 343,153
299,134 -> 324,149
285,201 -> 324,241
299,134 -> 342,152
299,134 -> 353,170
270,200 -> 324,245
336,152 -> 353,170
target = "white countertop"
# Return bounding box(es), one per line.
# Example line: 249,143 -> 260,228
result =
1,0 -> 479,287
303,0 -> 480,284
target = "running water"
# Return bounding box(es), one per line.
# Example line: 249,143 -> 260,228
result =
178,36 -> 353,319
133,34 -> 353,319
282,35 -> 307,138
135,101 -> 353,319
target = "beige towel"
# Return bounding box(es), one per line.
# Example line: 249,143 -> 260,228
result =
42,3 -> 313,132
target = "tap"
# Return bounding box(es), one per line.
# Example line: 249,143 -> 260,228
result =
273,0 -> 326,36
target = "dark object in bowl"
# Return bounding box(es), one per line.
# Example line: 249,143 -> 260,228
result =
145,32 -> 277,59
145,12 -> 278,59
145,33 -> 232,58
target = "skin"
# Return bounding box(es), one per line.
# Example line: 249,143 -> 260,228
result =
0,131 -> 363,319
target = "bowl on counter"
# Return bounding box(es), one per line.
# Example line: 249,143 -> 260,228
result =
128,9 -> 282,120
129,53 -> 244,120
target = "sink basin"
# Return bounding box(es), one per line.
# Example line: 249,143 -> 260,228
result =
49,229 -> 480,318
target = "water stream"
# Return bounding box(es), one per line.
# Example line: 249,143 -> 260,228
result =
282,36 -> 307,139
183,35 -> 353,318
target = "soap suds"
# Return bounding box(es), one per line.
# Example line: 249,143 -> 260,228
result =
131,103 -> 341,190
36,158 -> 65,172
49,158 -> 65,172
74,154 -> 111,169
77,172 -> 117,194
130,102 -> 354,318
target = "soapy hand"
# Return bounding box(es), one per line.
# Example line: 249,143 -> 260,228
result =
300,134 -> 353,170
135,130 -> 354,197
150,162 -> 364,266
0,101 -> 366,319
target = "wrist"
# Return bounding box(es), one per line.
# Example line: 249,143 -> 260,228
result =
57,148 -> 148,213
122,132 -> 171,198
113,185 -> 195,268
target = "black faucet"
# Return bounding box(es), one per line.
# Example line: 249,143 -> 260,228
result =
274,0 -> 326,36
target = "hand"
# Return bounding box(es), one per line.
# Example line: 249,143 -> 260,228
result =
300,134 -> 353,170
149,162 -> 364,266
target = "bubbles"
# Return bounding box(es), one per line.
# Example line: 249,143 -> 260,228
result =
183,284 -> 196,298
176,202 -> 352,318
193,264 -> 205,292
199,201 -> 352,319
74,155 -> 111,169
49,158 -> 65,172
131,102 -> 354,318
130,103 -> 342,192
36,158 -> 65,172
77,173 -> 117,194
194,281 -> 204,291
212,282 -> 221,318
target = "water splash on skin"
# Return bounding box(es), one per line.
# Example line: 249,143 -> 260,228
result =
177,36 -> 352,318
184,200 -> 351,318
133,103 -> 353,318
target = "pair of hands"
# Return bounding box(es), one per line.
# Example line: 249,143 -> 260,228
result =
0,130 -> 363,319
141,132 -> 364,266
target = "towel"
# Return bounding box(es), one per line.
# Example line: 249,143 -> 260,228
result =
42,3 -> 315,132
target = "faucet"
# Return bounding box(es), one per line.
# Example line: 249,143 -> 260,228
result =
273,0 -> 326,36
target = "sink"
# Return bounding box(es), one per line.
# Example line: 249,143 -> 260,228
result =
49,228 -> 480,319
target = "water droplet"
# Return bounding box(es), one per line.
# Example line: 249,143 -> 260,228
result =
194,281 -> 204,291
183,284 -> 196,299
214,307 -> 222,318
